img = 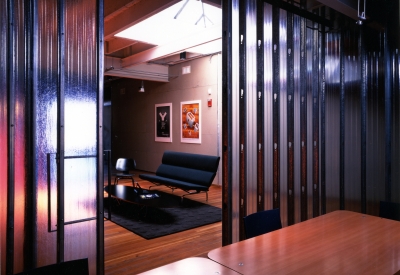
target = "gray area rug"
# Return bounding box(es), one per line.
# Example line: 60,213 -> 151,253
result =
104,193 -> 221,239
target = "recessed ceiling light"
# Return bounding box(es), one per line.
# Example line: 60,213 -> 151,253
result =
115,0 -> 221,46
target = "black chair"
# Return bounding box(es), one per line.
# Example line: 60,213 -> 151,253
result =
15,258 -> 89,275
243,208 -> 282,239
114,158 -> 139,187
379,201 -> 400,221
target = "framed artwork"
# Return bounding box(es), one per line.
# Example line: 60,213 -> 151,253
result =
155,103 -> 172,142
181,100 -> 201,143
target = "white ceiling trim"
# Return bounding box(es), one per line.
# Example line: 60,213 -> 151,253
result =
104,64 -> 169,82
121,26 -> 221,67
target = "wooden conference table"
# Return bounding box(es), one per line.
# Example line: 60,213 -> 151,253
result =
137,257 -> 240,275
208,210 -> 400,275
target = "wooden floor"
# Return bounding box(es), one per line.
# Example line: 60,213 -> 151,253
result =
104,173 -> 222,275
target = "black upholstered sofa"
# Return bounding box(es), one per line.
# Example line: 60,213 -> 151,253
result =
139,151 -> 220,201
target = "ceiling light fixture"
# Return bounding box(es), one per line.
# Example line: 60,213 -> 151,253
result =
139,80 -> 145,93
356,0 -> 366,25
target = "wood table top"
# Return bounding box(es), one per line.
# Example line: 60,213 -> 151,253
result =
208,210 -> 400,275
137,257 -> 240,275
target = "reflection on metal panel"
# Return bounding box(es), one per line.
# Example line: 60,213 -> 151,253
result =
64,158 -> 97,223
245,0 -> 257,217
306,26 -> 314,218
344,31 -> 362,212
324,30 -> 341,213
224,0 -> 400,246
12,1 -> 29,272
63,0 -> 98,272
279,8 -> 288,225
64,220 -> 97,264
292,14 -> 301,224
231,0 -> 240,243
3,0 -> 101,273
36,0 -> 59,267
366,50 -> 385,214
392,51 -> 400,203
263,3 -> 273,211
0,0 -> 8,273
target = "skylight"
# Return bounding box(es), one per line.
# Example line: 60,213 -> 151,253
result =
115,0 -> 222,46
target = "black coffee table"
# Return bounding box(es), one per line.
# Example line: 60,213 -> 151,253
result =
104,185 -> 183,217
104,185 -> 182,220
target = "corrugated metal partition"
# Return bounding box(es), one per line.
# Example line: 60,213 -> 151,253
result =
0,0 -> 8,273
1,0 -> 104,274
222,0 -> 400,244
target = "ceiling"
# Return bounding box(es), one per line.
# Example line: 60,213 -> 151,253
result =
103,0 -> 392,83
104,0 -> 222,82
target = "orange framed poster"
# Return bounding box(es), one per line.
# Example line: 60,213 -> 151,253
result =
181,100 -> 201,143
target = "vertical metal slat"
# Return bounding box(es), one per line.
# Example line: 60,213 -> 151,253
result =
97,0 -> 105,273
339,27 -> 345,210
6,0 -> 15,273
360,26 -> 367,213
238,0 -> 247,241
299,14 -> 307,221
272,6 -> 280,210
312,21 -> 320,217
57,0 -> 65,263
320,8 -> 327,215
256,0 -> 265,212
221,0 -> 233,246
286,10 -> 295,225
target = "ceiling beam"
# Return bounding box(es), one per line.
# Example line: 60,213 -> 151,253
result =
104,0 -> 138,18
106,38 -> 138,55
121,27 -> 221,67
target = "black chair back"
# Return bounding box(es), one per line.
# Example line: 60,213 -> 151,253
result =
379,201 -> 400,221
243,208 -> 282,239
116,158 -> 136,174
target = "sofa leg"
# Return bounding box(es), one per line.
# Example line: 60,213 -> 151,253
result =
180,191 -> 208,202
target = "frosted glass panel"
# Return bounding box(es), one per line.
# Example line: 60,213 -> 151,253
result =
64,158 -> 97,223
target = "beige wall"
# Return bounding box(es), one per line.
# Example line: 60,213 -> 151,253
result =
110,54 -> 222,184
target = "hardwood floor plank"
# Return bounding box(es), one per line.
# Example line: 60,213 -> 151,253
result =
104,172 -> 222,274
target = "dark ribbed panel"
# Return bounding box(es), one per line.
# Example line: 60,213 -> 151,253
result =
393,50 -> 400,203
320,8 -> 326,215
360,27 -> 367,214
238,0 -> 247,241
57,0 -> 66,263
299,14 -> 307,221
312,22 -> 320,218
384,29 -> 392,201
286,10 -> 295,225
96,0 -> 105,273
24,0 -> 36,270
339,26 -> 345,210
272,6 -> 280,210
256,0 -> 265,212
221,0 -> 233,246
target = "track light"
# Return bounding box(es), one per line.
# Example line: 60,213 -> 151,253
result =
139,80 -> 145,93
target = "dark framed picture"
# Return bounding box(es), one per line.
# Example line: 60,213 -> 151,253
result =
155,103 -> 172,142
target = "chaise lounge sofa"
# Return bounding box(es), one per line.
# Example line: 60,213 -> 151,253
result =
139,151 -> 220,201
